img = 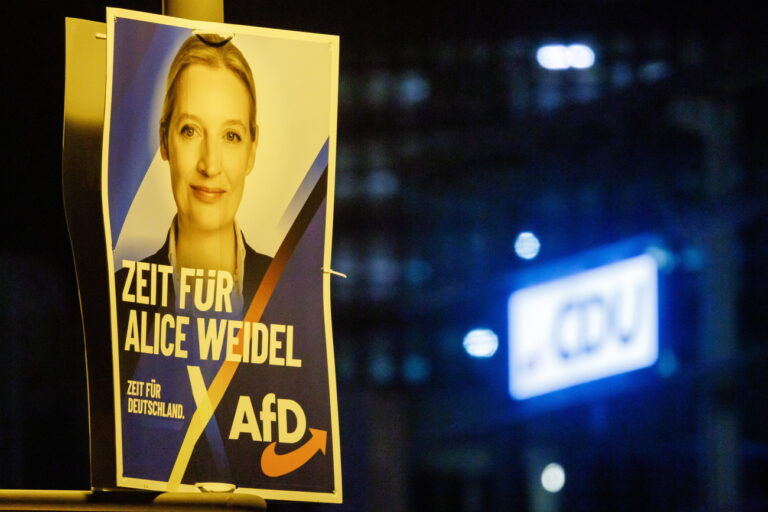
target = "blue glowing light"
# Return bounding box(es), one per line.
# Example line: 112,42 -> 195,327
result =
463,328 -> 499,358
515,231 -> 541,260
567,44 -> 596,69
398,71 -> 430,106
541,463 -> 566,493
536,43 -> 595,70
646,245 -> 675,272
402,354 -> 431,384
536,44 -> 570,70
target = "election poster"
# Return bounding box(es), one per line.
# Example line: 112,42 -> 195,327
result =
99,8 -> 341,502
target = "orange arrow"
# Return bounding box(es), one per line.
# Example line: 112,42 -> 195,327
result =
260,428 -> 327,477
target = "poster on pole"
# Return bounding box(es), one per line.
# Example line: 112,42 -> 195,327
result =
100,8 -> 341,502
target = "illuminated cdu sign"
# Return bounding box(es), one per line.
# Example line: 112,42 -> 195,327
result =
508,253 -> 658,399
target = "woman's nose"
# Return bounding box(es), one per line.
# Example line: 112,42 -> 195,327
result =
197,137 -> 222,177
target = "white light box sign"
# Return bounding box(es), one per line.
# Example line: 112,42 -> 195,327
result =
508,253 -> 658,400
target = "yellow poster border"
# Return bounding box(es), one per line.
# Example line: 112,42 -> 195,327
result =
101,7 -> 342,503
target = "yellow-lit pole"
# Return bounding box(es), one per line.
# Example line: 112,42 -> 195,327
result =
163,0 -> 224,22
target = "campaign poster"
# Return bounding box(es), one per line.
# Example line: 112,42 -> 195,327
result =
100,8 -> 341,502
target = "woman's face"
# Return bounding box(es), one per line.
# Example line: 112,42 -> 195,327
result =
162,64 -> 256,235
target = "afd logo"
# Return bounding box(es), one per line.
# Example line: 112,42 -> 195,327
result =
509,254 -> 658,400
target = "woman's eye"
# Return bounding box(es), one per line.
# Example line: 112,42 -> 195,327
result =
180,125 -> 197,138
224,131 -> 242,143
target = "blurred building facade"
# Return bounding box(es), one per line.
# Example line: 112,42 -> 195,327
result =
325,8 -> 767,511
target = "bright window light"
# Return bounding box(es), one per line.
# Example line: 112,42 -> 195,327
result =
541,462 -> 566,493
567,44 -> 595,69
463,328 -> 499,358
536,45 -> 570,70
537,43 -> 595,70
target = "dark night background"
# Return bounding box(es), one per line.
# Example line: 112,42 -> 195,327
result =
1,1 -> 767,511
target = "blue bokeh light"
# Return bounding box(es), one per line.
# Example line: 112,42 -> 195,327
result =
515,231 -> 541,260
541,462 -> 566,493
567,44 -> 596,69
463,328 -> 499,358
536,43 -> 596,70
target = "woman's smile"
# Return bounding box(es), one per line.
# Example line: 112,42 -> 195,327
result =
190,184 -> 226,203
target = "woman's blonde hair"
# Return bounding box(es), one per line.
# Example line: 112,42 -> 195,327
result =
159,34 -> 257,153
